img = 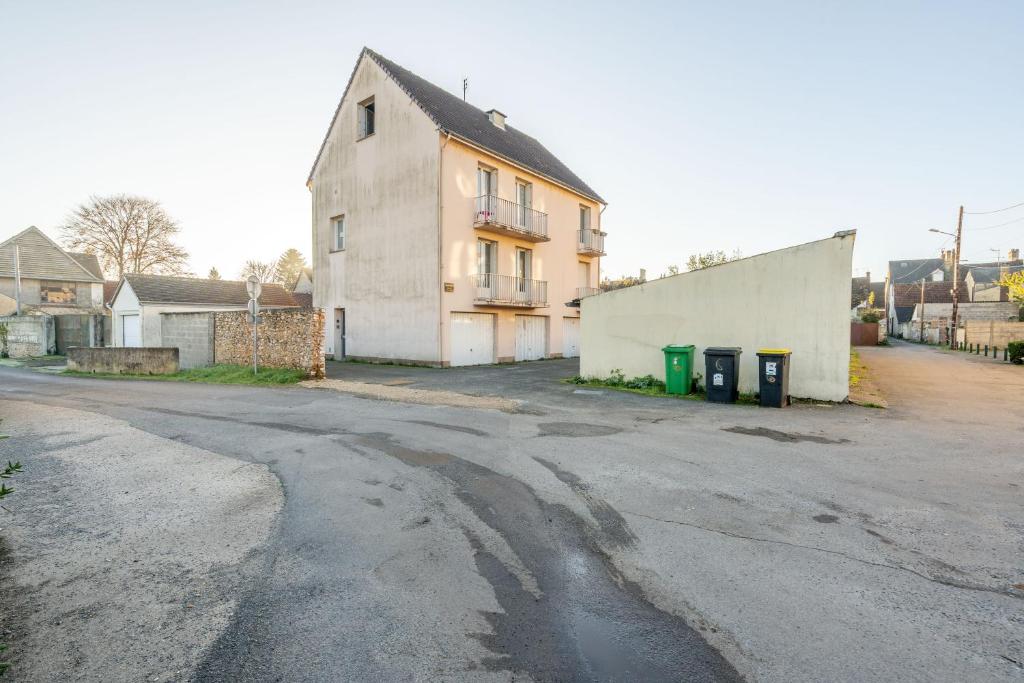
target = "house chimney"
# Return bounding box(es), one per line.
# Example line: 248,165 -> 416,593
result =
486,109 -> 506,130
639,268 -> 647,282
1009,248 -> 1020,262
941,249 -> 955,269
866,270 -> 871,282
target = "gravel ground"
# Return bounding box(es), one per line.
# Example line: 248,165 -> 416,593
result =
300,378 -> 522,412
0,400 -> 283,682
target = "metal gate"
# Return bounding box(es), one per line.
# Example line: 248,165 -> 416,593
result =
54,315 -> 90,354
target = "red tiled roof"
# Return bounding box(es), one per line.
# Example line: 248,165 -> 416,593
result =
892,281 -> 955,307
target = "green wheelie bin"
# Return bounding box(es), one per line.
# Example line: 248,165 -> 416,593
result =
662,345 -> 696,394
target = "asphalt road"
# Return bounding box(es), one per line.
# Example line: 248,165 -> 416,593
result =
0,344 -> 1021,681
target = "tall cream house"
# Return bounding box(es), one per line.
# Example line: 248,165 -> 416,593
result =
309,49 -> 606,366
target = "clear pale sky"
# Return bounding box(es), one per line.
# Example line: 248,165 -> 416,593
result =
2,1 -> 1022,282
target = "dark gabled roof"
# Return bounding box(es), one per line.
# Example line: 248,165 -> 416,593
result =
869,282 -> 886,311
893,306 -> 916,323
888,258 -> 945,284
0,226 -> 103,282
118,273 -> 299,307
69,252 -> 104,280
851,275 -> 870,307
308,48 -> 604,204
965,263 -> 1024,284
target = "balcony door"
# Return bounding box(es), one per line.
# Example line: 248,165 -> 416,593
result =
477,239 -> 497,299
516,180 -> 532,230
477,167 -> 496,219
516,248 -> 533,303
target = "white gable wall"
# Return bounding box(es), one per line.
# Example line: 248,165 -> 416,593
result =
581,233 -> 855,401
311,54 -> 441,362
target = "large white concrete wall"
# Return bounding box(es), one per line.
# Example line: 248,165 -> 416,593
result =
311,54 -> 441,362
581,233 -> 855,401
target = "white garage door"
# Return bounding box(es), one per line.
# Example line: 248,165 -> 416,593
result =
562,317 -> 580,358
515,315 -> 547,361
450,312 -> 495,366
121,314 -> 141,347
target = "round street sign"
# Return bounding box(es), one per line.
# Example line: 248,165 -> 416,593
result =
245,275 -> 262,300
247,299 -> 259,316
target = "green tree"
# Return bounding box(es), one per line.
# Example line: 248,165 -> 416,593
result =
686,249 -> 742,271
274,249 -> 307,287
207,267 -> 221,280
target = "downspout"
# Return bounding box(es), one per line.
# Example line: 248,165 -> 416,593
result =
438,131 -> 451,365
14,245 -> 21,315
597,204 -> 608,292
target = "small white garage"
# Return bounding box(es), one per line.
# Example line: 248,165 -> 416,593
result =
515,315 -> 547,361
450,312 -> 495,366
562,317 -> 580,358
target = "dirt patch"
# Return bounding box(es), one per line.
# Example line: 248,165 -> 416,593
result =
537,422 -> 622,438
299,379 -> 520,413
848,349 -> 888,408
723,426 -> 850,444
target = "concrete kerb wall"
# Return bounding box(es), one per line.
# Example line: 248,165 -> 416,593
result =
580,233 -> 855,402
0,315 -> 55,357
67,347 -> 179,375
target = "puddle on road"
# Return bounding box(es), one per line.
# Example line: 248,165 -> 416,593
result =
812,514 -> 839,524
722,426 -> 849,444
355,432 -> 741,682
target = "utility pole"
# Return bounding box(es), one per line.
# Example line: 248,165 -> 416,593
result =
919,277 -> 926,343
949,205 -> 964,347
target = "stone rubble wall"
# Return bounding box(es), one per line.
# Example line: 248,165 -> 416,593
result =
214,308 -> 325,378
0,315 -> 55,357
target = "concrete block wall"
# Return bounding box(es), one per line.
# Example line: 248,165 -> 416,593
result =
0,315 -> 55,357
160,312 -> 215,369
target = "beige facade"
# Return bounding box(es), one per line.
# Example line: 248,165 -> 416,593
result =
580,233 -> 856,402
310,50 -> 604,365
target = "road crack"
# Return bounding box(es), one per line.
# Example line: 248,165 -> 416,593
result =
622,510 -> 1022,600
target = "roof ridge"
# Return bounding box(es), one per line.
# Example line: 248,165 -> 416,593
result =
1,226 -> 102,282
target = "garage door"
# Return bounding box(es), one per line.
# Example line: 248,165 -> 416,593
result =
121,314 -> 141,347
515,315 -> 547,361
562,317 -> 580,358
450,312 -> 494,366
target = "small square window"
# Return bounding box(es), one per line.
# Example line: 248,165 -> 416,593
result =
358,97 -> 375,138
332,216 -> 346,251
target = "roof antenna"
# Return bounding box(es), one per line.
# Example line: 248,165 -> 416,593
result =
462,78 -> 468,101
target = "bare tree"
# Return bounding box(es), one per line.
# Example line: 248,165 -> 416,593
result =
240,260 -> 276,283
274,248 -> 307,288
60,194 -> 189,277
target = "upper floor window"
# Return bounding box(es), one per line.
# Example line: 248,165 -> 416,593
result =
41,281 -> 77,304
358,97 -> 375,138
477,165 -> 496,197
579,205 -> 592,231
332,215 -> 346,251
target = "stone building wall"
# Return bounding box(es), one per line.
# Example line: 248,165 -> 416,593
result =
214,308 -> 325,378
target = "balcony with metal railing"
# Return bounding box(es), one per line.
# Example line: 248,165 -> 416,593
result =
577,229 -> 606,256
474,195 -> 550,242
575,287 -> 601,300
474,274 -> 549,308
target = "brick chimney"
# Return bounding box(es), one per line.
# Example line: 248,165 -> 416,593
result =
1009,248 -> 1020,262
941,249 -> 955,270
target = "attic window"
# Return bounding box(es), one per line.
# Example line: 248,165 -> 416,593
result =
358,97 -> 375,138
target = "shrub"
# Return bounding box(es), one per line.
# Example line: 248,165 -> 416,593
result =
860,311 -> 881,324
1009,341 -> 1024,365
623,374 -> 665,391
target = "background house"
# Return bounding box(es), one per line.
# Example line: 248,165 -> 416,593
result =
109,274 -> 299,348
310,48 -> 605,366
0,226 -> 106,353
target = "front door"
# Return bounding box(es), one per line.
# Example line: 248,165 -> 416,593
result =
334,308 -> 345,360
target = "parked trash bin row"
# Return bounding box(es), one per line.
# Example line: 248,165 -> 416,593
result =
661,345 -> 793,407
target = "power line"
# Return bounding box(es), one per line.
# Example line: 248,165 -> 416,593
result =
965,201 -> 1024,215
965,215 -> 1024,231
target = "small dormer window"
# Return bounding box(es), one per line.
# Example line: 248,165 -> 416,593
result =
358,97 -> 375,138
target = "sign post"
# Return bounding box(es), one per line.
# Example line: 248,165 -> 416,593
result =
245,276 -> 262,375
